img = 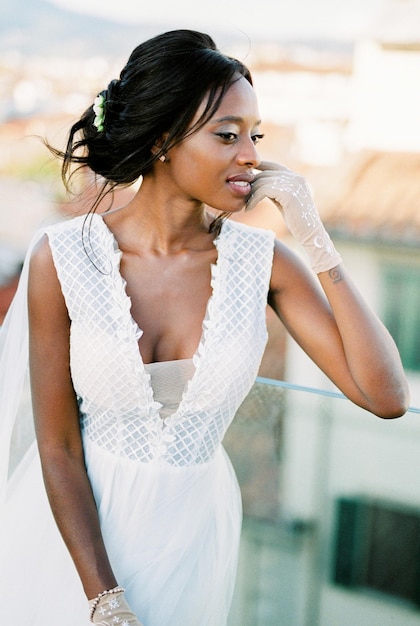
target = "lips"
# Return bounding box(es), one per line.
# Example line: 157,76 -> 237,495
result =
226,173 -> 254,197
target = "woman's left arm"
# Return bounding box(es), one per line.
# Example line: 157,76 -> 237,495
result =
268,244 -> 409,418
248,161 -> 410,418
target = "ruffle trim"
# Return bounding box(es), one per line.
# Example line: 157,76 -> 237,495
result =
94,213 -> 231,432
167,226 -> 232,424
96,215 -> 163,429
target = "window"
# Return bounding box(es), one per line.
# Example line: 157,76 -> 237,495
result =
382,265 -> 420,371
332,497 -> 420,607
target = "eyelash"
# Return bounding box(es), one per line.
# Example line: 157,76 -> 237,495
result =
252,134 -> 265,144
216,132 -> 265,145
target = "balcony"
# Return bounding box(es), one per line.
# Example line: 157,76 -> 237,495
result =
225,378 -> 420,626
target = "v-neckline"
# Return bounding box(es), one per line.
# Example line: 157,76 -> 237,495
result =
94,212 -> 224,422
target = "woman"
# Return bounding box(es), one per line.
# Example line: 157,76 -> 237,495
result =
0,29 -> 409,626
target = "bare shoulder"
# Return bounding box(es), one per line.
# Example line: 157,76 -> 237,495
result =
29,233 -> 54,274
28,233 -> 68,317
270,238 -> 318,293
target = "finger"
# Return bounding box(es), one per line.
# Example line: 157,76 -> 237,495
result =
249,176 -> 289,200
245,190 -> 265,212
252,170 -> 282,184
254,161 -> 290,173
245,186 -> 283,212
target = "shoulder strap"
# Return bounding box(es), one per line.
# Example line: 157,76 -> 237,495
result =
46,215 -> 115,323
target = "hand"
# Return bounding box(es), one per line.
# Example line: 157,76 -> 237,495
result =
247,161 -> 342,273
89,588 -> 144,626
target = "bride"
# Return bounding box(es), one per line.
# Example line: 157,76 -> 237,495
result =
0,29 -> 409,626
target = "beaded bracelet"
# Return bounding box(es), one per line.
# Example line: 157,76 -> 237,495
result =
89,585 -> 125,622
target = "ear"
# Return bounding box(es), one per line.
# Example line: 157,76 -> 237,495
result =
151,133 -> 169,160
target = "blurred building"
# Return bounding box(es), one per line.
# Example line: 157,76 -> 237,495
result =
347,0 -> 420,154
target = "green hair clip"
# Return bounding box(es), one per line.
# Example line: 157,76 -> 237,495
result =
93,94 -> 105,132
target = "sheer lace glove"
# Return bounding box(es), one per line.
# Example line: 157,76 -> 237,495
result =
89,587 -> 144,626
247,162 -> 342,274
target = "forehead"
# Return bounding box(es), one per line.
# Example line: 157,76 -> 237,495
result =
215,77 -> 260,121
198,76 -> 261,125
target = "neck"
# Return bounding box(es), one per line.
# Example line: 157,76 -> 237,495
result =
105,176 -> 216,255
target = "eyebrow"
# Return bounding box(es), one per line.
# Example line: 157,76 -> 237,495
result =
213,115 -> 262,125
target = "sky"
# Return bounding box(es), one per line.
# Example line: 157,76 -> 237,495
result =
50,0 -> 389,42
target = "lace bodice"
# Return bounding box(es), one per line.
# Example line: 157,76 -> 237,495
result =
46,214 -> 274,466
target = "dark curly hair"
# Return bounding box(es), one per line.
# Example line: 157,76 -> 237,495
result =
50,29 -> 253,224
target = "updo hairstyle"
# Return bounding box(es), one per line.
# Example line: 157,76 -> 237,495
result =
57,30 -> 252,201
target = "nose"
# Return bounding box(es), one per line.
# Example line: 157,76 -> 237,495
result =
236,136 -> 260,168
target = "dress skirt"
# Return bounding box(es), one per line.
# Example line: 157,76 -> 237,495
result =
0,438 -> 242,626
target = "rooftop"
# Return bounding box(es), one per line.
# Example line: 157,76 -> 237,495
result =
315,150 -> 420,246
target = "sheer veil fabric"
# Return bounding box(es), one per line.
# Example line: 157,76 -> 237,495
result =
0,228 -> 44,505
0,226 -> 88,621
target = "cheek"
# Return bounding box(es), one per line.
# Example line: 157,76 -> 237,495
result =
173,150 -> 219,189
169,137 -> 229,199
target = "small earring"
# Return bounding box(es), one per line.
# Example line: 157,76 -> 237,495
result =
159,154 -> 166,162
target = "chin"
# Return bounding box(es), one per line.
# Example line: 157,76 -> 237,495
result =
223,201 -> 248,213
206,202 -> 245,215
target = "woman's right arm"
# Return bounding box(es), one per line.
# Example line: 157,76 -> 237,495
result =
28,235 -> 118,600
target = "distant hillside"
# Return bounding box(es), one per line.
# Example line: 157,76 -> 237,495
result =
0,0 -> 353,60
0,0 -> 165,57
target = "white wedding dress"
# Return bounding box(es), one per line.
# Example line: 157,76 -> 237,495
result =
0,214 -> 274,626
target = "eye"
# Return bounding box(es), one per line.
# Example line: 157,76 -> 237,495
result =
251,133 -> 265,144
215,132 -> 238,142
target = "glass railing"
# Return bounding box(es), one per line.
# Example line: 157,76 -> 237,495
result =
226,378 -> 420,626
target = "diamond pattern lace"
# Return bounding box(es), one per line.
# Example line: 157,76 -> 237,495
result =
46,214 -> 274,466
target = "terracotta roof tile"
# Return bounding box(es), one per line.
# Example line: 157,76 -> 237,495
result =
315,150 -> 420,245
